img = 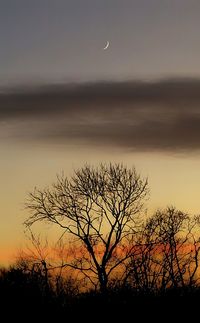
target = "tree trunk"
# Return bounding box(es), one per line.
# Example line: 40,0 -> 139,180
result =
99,269 -> 108,294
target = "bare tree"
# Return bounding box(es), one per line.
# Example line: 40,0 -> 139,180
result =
126,207 -> 200,292
16,229 -> 80,302
16,229 -> 53,295
25,163 -> 148,292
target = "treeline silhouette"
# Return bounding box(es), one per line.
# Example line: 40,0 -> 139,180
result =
1,238 -> 200,320
1,164 -> 200,319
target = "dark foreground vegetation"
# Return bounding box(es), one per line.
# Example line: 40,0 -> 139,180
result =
0,265 -> 200,320
1,164 -> 200,320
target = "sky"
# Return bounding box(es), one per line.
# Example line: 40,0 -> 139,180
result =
1,0 -> 200,265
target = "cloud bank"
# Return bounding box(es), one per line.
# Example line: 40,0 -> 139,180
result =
1,78 -> 200,152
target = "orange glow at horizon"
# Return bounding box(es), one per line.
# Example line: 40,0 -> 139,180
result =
1,144 -> 200,266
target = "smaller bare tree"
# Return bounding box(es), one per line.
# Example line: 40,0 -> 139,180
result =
16,229 -> 53,295
126,207 -> 200,292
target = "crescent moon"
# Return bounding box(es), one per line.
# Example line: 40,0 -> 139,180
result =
103,41 -> 110,50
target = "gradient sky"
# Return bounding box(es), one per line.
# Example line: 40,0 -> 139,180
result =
2,0 -> 200,83
1,0 -> 200,265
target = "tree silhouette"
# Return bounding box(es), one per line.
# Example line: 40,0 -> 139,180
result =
126,207 -> 200,292
16,229 -> 52,296
16,229 -> 80,300
25,163 -> 148,292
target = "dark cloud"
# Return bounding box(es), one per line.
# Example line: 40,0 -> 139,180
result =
1,78 -> 200,152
